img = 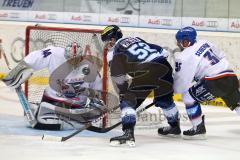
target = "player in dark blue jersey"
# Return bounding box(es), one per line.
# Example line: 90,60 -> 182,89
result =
101,25 -> 180,147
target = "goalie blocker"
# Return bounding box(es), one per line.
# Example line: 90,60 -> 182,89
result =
2,61 -> 33,89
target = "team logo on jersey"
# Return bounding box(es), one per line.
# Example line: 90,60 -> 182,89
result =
195,86 -> 206,97
110,54 -> 173,103
42,49 -> 52,58
175,62 -> 182,72
186,106 -> 198,115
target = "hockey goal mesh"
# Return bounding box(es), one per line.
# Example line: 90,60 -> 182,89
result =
25,26 -> 121,127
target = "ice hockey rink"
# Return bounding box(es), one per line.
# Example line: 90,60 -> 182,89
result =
1,82 -> 240,160
1,0 -> 240,159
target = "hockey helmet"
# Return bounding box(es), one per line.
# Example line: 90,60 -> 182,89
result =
176,26 -> 197,45
101,25 -> 123,42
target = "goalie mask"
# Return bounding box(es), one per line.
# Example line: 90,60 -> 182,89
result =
65,42 -> 83,67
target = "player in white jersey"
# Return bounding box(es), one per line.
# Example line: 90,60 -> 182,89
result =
4,42 -> 106,130
174,26 -> 240,139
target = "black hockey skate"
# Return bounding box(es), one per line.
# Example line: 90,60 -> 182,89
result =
158,121 -> 181,138
110,128 -> 135,147
183,115 -> 206,140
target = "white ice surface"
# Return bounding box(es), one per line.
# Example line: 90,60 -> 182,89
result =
0,83 -> 240,160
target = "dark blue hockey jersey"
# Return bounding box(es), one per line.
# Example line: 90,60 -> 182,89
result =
112,37 -> 167,63
109,37 -> 171,94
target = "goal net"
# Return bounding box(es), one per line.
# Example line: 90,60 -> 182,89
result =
25,26 -> 118,127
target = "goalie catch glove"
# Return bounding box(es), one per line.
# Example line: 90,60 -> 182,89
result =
89,98 -> 108,112
3,61 -> 33,88
45,97 -> 108,124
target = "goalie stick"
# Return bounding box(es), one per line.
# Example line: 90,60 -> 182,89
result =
42,105 -> 120,142
86,102 -> 155,133
43,102 -> 155,142
0,40 -> 37,127
42,122 -> 92,142
15,86 -> 37,127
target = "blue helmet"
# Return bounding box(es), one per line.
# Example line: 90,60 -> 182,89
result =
175,27 -> 197,44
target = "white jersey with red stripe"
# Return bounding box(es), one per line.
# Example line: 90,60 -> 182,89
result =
24,46 -> 102,104
174,39 -> 234,94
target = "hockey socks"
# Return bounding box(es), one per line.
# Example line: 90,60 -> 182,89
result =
184,103 -> 206,139
110,104 -> 136,147
158,103 -> 181,137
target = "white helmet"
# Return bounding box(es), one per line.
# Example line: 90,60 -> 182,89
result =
64,42 -> 83,60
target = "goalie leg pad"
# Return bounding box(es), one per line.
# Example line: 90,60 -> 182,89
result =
3,61 -> 33,88
35,102 -> 85,130
37,102 -> 61,125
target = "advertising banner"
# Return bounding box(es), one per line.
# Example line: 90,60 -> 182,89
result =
64,12 -> 99,25
28,11 -> 63,23
0,0 -> 34,10
0,10 -> 28,21
0,0 -> 239,32
182,17 -> 228,31
139,16 -> 181,29
228,19 -> 240,31
100,14 -> 138,26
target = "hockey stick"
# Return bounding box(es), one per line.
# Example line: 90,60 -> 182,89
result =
0,40 -> 37,127
0,76 -> 37,127
56,102 -> 155,142
42,122 -> 92,142
15,86 -> 38,127
42,105 -> 120,142
86,102 -> 155,133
